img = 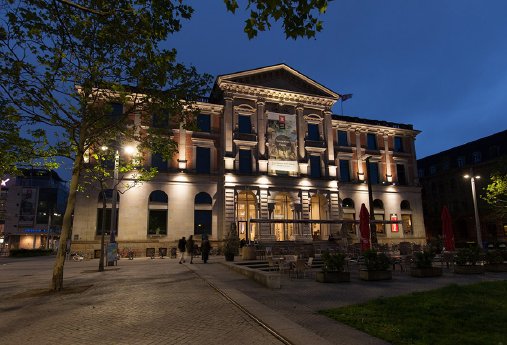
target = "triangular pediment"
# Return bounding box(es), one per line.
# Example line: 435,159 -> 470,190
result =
216,64 -> 338,99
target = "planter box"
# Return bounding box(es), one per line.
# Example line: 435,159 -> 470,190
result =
454,265 -> 485,274
410,267 -> 443,278
225,253 -> 235,262
241,247 -> 256,260
359,270 -> 392,281
316,271 -> 350,283
485,263 -> 507,272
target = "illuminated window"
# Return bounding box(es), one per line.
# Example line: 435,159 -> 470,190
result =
148,191 -> 168,235
402,214 -> 413,235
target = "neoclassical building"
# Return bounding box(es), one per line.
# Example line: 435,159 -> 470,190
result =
72,64 -> 425,256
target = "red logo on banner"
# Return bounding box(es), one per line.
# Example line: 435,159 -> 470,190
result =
391,214 -> 399,232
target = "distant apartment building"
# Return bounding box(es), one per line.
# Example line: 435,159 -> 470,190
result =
71,64 -> 425,256
3,169 -> 68,250
417,130 -> 507,246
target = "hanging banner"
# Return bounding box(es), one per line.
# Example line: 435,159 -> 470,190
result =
267,112 -> 298,172
391,214 -> 399,232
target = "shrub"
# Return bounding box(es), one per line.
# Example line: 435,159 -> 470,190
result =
223,224 -> 240,260
455,247 -> 481,266
321,251 -> 346,273
414,249 -> 436,269
485,250 -> 504,265
362,250 -> 390,271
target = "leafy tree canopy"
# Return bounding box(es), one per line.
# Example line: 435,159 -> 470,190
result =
483,172 -> 507,219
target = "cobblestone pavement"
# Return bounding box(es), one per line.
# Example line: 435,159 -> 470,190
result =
0,256 -> 285,345
2,256 -> 507,345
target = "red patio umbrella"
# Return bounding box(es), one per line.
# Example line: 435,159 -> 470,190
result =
441,206 -> 455,251
359,203 -> 371,252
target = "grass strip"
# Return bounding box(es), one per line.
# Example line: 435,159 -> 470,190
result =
320,281 -> 507,345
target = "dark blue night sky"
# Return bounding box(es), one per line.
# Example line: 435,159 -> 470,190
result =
167,0 -> 507,159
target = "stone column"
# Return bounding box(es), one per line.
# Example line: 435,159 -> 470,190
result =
383,133 -> 392,182
324,109 -> 336,177
223,93 -> 234,155
257,99 -> 266,157
296,104 -> 305,160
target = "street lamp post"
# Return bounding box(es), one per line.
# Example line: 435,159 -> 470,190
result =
365,156 -> 377,246
464,173 -> 482,248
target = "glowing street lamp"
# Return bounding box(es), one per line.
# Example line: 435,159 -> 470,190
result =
464,173 -> 482,248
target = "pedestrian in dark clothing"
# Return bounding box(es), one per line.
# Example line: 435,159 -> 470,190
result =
186,235 -> 195,264
201,235 -> 211,263
178,236 -> 186,264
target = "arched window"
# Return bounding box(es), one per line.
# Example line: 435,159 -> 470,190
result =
341,198 -> 356,237
195,192 -> 212,236
96,189 -> 120,236
373,199 -> 384,209
148,190 -> 168,235
342,198 -> 354,208
401,200 -> 411,210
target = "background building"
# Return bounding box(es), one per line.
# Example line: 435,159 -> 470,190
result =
3,169 -> 67,250
72,64 -> 425,256
418,129 -> 507,246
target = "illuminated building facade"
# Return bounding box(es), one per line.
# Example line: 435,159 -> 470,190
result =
72,64 -> 425,256
3,169 -> 67,250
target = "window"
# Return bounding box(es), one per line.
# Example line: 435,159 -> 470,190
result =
194,192 -> 212,236
110,103 -> 123,121
148,190 -> 168,235
196,147 -> 211,174
418,168 -> 424,178
373,199 -> 384,209
239,149 -> 252,174
342,213 -> 356,236
310,155 -> 321,178
374,214 -> 385,235
307,123 -> 320,140
151,153 -> 167,172
368,161 -> 380,184
152,112 -> 169,128
396,164 -> 407,185
472,151 -> 482,163
197,113 -> 211,132
342,198 -> 354,208
238,115 -> 251,134
367,133 -> 377,150
402,214 -> 413,235
430,165 -> 436,175
394,136 -> 404,152
457,156 -> 465,168
339,159 -> 350,182
400,200 -> 411,210
338,130 -> 348,146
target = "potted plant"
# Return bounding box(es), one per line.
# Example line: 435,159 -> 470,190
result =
410,249 -> 443,277
223,224 -> 240,262
316,251 -> 350,283
359,250 -> 392,281
454,246 -> 485,274
484,250 -> 507,272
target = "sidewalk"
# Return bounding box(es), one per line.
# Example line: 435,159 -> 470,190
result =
1,255 -> 506,345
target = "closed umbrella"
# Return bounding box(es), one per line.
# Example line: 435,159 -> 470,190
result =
359,203 -> 371,252
441,206 -> 455,251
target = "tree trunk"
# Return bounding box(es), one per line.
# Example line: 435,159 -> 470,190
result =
50,150 -> 83,291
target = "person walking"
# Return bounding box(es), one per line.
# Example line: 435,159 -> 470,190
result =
178,236 -> 186,264
186,235 -> 195,264
201,235 -> 211,263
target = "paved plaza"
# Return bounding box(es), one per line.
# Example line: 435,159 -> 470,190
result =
1,255 -> 506,345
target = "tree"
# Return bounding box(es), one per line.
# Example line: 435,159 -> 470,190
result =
0,0 -> 330,291
483,172 -> 507,219
224,0 -> 330,39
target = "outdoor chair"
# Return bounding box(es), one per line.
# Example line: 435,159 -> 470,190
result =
290,259 -> 307,279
